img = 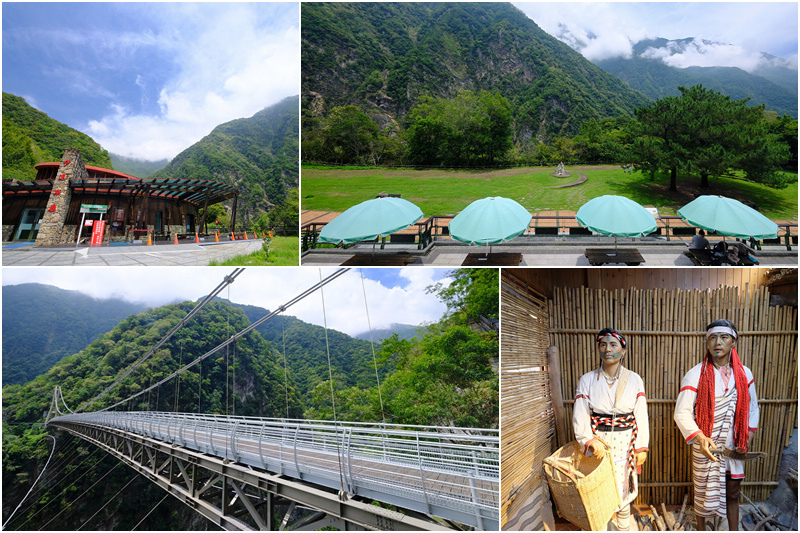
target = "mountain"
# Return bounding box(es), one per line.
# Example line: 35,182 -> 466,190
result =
2,92 -> 114,181
109,153 -> 169,178
594,38 -> 798,118
233,302 -> 391,398
2,298 -> 305,530
2,284 -> 147,386
149,95 -> 300,226
301,2 -> 651,145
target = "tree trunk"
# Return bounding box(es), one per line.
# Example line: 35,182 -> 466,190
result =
669,167 -> 678,192
700,170 -> 710,188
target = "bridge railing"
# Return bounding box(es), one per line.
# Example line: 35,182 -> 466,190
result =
50,411 -> 499,528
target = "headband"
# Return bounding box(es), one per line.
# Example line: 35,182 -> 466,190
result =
596,331 -> 626,347
705,326 -> 737,339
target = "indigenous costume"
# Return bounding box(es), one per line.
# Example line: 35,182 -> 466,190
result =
573,365 -> 650,510
674,337 -> 759,519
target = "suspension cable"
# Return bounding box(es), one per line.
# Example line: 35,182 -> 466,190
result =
14,449 -> 109,531
96,268 -> 350,412
76,474 -> 138,530
282,322 -> 289,418
7,443 -> 100,530
360,269 -> 386,422
2,435 -> 57,530
76,268 -> 245,412
319,269 -> 346,496
38,461 -> 122,530
131,493 -> 169,530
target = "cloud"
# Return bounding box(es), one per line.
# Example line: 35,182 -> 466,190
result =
83,4 -> 299,160
2,267 -> 450,338
513,2 -> 797,72
641,39 -> 768,72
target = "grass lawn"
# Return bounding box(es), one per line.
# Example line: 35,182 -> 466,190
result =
209,236 -> 299,266
301,165 -> 798,220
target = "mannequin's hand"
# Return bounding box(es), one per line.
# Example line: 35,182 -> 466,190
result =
635,451 -> 648,466
694,433 -> 719,462
586,440 -> 606,459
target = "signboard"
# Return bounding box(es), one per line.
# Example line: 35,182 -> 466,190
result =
80,204 -> 109,214
90,220 -> 106,246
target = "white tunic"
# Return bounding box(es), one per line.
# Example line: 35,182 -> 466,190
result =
573,366 -> 650,506
673,362 -> 759,517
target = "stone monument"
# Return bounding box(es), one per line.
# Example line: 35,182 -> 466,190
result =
35,148 -> 88,246
552,161 -> 571,178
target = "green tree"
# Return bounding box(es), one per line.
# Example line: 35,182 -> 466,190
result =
405,91 -> 512,167
308,106 -> 380,164
428,268 -> 499,324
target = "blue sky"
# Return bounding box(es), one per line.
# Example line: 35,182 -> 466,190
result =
3,2 -> 299,161
1,268 -> 453,337
514,2 -> 798,70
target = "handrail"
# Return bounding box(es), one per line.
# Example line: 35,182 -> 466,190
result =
49,411 -> 499,522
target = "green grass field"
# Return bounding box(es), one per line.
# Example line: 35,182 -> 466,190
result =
301,165 -> 798,220
209,236 -> 299,266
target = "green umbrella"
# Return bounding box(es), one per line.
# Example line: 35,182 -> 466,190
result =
318,197 -> 424,245
678,195 -> 778,240
449,197 -> 532,246
576,195 -> 657,254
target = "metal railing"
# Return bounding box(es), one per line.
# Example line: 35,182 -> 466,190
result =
50,412 -> 499,529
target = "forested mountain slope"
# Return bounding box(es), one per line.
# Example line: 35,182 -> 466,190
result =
595,38 -> 798,118
2,284 -> 147,386
302,2 -> 650,145
2,92 -> 113,181
149,95 -> 299,226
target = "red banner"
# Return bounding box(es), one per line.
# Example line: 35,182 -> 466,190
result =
90,220 -> 106,246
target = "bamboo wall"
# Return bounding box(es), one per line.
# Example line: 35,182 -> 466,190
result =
548,283 -> 798,506
500,273 -> 552,530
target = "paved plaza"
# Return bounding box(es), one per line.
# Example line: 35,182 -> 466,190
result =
2,239 -> 265,267
301,240 -> 798,267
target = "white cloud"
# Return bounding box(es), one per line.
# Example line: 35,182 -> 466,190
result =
83,4 -> 299,161
513,2 -> 797,72
642,39 -> 767,72
2,267 -> 449,338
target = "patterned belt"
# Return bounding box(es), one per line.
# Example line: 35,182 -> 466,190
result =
590,411 -> 638,475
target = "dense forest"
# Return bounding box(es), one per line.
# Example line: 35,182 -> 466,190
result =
2,92 -> 113,180
2,268 -> 499,529
2,284 -> 147,386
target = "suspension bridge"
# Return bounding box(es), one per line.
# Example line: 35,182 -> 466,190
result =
10,268 -> 500,531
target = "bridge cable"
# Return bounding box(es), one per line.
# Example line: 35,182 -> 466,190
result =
360,269 -> 386,422
174,339 -> 183,412
131,493 -> 169,531
12,448 -> 108,531
282,322 -> 289,418
76,268 -> 245,412
37,461 -> 122,530
96,268 -> 350,413
319,269 -> 346,496
75,474 -> 138,530
2,435 -> 57,531
5,440 -> 89,526
226,283 -> 230,416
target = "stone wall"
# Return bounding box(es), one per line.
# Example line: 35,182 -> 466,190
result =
2,225 -> 15,242
35,149 -> 88,246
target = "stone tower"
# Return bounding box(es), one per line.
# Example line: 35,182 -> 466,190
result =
35,149 -> 88,246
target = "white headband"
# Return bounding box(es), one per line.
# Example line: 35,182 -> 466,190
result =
705,326 -> 737,339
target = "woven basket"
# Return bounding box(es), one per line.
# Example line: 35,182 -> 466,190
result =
542,439 -> 621,531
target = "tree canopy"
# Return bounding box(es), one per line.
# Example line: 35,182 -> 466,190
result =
625,85 -> 791,191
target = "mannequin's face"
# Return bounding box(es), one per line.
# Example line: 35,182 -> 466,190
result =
597,335 -> 626,362
707,332 -> 735,361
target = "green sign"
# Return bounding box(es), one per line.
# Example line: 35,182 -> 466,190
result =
80,204 -> 108,214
